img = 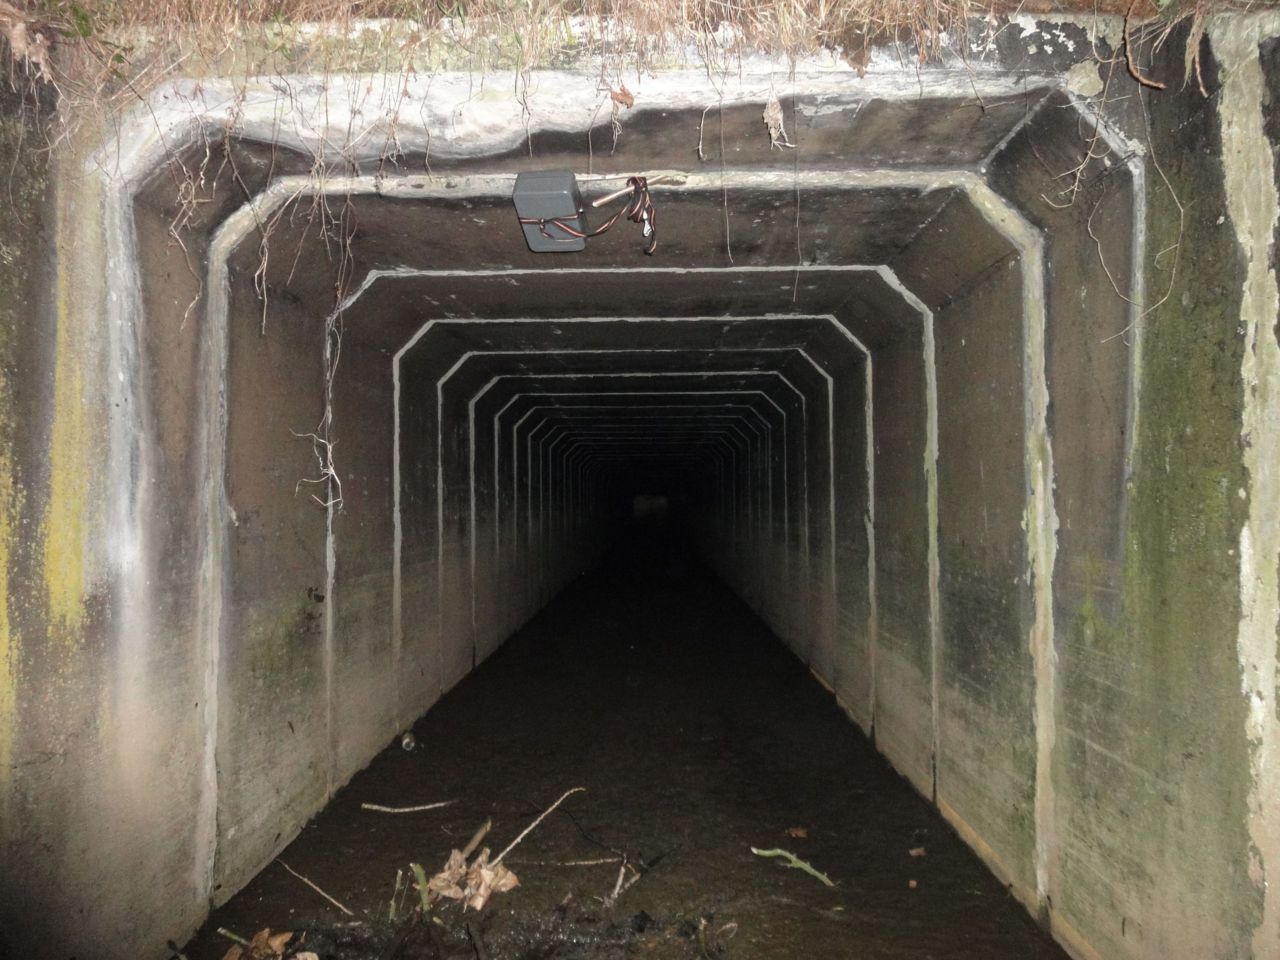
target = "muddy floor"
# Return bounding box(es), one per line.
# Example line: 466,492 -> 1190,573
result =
183,525 -> 1068,960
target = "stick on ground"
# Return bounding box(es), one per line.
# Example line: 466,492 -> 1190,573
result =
493,787 -> 586,865
216,928 -> 250,947
278,859 -> 356,915
361,800 -> 456,814
750,847 -> 836,887
461,818 -> 494,860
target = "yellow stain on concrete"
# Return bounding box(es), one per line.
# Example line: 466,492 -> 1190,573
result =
42,184 -> 92,634
0,412 -> 17,803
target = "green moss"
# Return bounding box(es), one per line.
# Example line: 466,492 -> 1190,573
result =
1115,43 -> 1259,951
0,91 -> 51,813
244,595 -> 322,682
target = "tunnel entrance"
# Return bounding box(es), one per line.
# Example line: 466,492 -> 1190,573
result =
27,15 -> 1280,958
117,78 -> 1141,959
183,528 -> 1068,960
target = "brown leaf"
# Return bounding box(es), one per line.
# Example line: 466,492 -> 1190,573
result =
248,929 -> 272,949
428,849 -> 469,901
233,928 -> 291,959
762,96 -> 794,150
463,849 -> 520,911
266,931 -> 293,954
786,826 -> 808,839
610,84 -> 635,109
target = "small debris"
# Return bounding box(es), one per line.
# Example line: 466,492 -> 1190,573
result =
763,96 -> 795,150
908,879 -> 918,889
908,846 -> 926,857
400,731 -> 417,751
0,4 -> 54,83
277,860 -> 354,916
422,788 -> 584,913
786,826 -> 809,839
750,847 -> 835,887
609,84 -> 635,109
361,799 -> 455,814
429,846 -> 520,911
219,928 -> 291,960
601,860 -> 644,908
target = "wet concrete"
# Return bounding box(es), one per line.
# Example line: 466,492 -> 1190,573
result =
184,524 -> 1067,960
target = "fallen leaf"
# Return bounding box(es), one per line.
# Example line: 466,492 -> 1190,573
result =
427,849 -> 469,901
266,931 -> 292,954
762,96 -> 795,150
610,84 -> 635,109
786,826 -> 808,839
908,846 -> 926,857
427,845 -> 520,911
234,929 -> 292,960
463,848 -> 520,911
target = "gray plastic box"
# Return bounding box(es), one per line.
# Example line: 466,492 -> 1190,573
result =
513,170 -> 587,252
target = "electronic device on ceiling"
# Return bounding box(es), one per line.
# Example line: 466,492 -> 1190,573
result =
512,170 -> 657,256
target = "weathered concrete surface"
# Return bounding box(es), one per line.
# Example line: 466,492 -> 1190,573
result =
1221,17 -> 1280,959
0,69 -> 57,947
4,15 -> 1280,960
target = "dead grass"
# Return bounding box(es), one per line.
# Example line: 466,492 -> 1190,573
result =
0,0 -> 1261,122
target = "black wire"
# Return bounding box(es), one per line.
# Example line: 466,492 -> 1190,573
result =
518,176 -> 657,255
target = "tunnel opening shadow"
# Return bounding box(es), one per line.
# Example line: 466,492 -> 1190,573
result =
184,521 -> 1068,960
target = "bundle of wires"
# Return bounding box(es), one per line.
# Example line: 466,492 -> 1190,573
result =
518,175 -> 657,255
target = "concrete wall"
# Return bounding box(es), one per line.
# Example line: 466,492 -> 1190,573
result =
1,15 -> 1279,960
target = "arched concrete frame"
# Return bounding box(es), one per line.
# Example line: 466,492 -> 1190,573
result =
422,337 -> 851,681
354,270 -> 921,737
545,413 -> 766,539
188,145 -> 1147,929
19,64 -> 1154,958
401,315 -> 862,597
492,379 -> 800,550
499,400 -> 777,542
555,411 -> 767,527
540,419 -> 754,534
535,419 -> 757,592
486,381 -> 799,642
217,225 -> 952,901
473,379 -> 784,599
427,330 -> 860,660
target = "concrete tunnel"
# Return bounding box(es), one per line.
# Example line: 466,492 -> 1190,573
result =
2,9 -> 1280,960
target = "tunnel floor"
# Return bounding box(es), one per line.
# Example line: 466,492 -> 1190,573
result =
184,528 -> 1068,960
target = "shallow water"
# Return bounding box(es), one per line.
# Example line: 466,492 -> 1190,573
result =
184,527 -> 1067,960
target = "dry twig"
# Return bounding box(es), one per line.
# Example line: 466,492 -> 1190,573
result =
277,859 -> 355,916
362,800 -> 456,814
1124,0 -> 1167,91
493,787 -> 586,865
750,847 -> 836,887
